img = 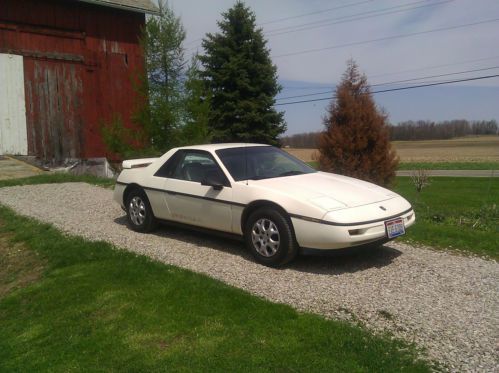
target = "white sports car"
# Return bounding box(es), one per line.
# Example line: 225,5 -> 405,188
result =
114,143 -> 415,266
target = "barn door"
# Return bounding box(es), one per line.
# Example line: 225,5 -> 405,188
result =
24,60 -> 84,162
0,53 -> 28,155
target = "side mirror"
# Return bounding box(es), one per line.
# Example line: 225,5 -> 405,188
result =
201,170 -> 225,190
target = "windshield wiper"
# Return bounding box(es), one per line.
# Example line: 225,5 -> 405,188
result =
248,171 -> 305,181
278,170 -> 305,177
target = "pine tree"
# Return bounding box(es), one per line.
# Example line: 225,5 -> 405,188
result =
199,2 -> 285,145
141,0 -> 186,150
318,60 -> 399,186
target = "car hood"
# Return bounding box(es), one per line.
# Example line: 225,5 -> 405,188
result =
251,171 -> 398,211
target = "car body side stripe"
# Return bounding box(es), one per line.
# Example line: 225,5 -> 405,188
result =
116,181 -> 412,227
119,183 -> 246,208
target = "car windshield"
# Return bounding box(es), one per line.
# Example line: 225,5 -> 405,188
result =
216,146 -> 317,181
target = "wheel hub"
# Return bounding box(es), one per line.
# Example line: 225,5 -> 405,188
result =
129,196 -> 146,226
251,218 -> 280,257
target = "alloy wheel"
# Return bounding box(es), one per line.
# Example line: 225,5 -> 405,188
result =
251,218 -> 280,257
129,196 -> 146,226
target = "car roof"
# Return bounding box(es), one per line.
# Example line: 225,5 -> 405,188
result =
175,143 -> 271,152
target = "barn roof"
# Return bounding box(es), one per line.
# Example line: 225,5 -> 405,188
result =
78,0 -> 159,14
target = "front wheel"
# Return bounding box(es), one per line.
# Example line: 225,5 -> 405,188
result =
244,207 -> 298,267
125,189 -> 157,233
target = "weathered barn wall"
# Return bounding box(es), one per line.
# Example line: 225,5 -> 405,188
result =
0,0 -> 146,161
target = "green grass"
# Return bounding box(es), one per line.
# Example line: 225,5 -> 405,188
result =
0,206 -> 431,372
398,162 -> 499,170
393,177 -> 499,259
307,161 -> 319,169
0,173 -> 115,188
308,161 -> 499,170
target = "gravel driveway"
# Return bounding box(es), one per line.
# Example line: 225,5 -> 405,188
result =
0,183 -> 497,372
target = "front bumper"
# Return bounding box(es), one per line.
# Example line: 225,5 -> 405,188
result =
291,208 -> 415,251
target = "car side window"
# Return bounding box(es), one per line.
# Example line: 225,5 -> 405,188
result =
154,150 -> 183,178
170,151 -> 230,186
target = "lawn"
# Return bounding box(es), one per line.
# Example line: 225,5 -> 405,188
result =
0,204 -> 430,372
393,177 -> 499,260
398,162 -> 499,170
0,172 -> 115,188
307,161 -> 499,170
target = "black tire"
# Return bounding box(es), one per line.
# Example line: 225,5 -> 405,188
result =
125,188 -> 157,233
244,207 -> 298,267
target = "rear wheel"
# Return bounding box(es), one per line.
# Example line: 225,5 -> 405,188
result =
245,207 -> 298,267
125,189 -> 157,232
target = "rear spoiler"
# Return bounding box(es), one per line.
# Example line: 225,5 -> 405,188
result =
122,158 -> 158,169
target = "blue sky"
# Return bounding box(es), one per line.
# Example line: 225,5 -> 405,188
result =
171,0 -> 499,134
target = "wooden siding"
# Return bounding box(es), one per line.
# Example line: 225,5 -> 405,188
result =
0,0 -> 145,161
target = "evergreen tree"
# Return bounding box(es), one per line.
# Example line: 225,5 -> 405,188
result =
318,60 -> 399,186
199,2 -> 285,145
141,0 -> 186,150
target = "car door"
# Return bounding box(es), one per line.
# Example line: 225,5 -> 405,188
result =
161,150 -> 233,233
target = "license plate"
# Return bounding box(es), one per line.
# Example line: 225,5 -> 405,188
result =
385,218 -> 405,239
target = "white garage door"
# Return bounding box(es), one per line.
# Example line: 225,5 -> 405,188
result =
0,53 -> 28,155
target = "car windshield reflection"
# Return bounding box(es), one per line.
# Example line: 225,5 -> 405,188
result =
216,146 -> 316,182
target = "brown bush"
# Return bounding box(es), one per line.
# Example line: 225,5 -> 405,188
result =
318,60 -> 399,186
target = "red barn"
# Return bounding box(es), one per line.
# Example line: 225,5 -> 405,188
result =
0,0 -> 157,162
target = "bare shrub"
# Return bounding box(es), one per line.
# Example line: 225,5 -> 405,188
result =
411,169 -> 431,193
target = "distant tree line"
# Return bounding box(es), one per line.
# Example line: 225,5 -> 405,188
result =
388,119 -> 498,141
281,132 -> 320,148
281,119 -> 498,148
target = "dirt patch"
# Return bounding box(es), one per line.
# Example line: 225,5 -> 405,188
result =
0,230 -> 46,299
0,156 -> 43,180
392,136 -> 499,162
284,148 -> 318,162
285,136 -> 499,163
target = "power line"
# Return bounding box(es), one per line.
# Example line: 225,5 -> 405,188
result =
266,0 -> 450,36
277,65 -> 499,100
281,55 -> 499,90
260,0 -> 374,26
186,0 -> 449,52
369,55 -> 499,79
274,74 -> 499,106
374,65 -> 499,86
184,0 -> 373,45
273,18 -> 499,58
278,79 -> 471,100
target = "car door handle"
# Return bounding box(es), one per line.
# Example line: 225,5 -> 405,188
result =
166,190 -> 177,195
